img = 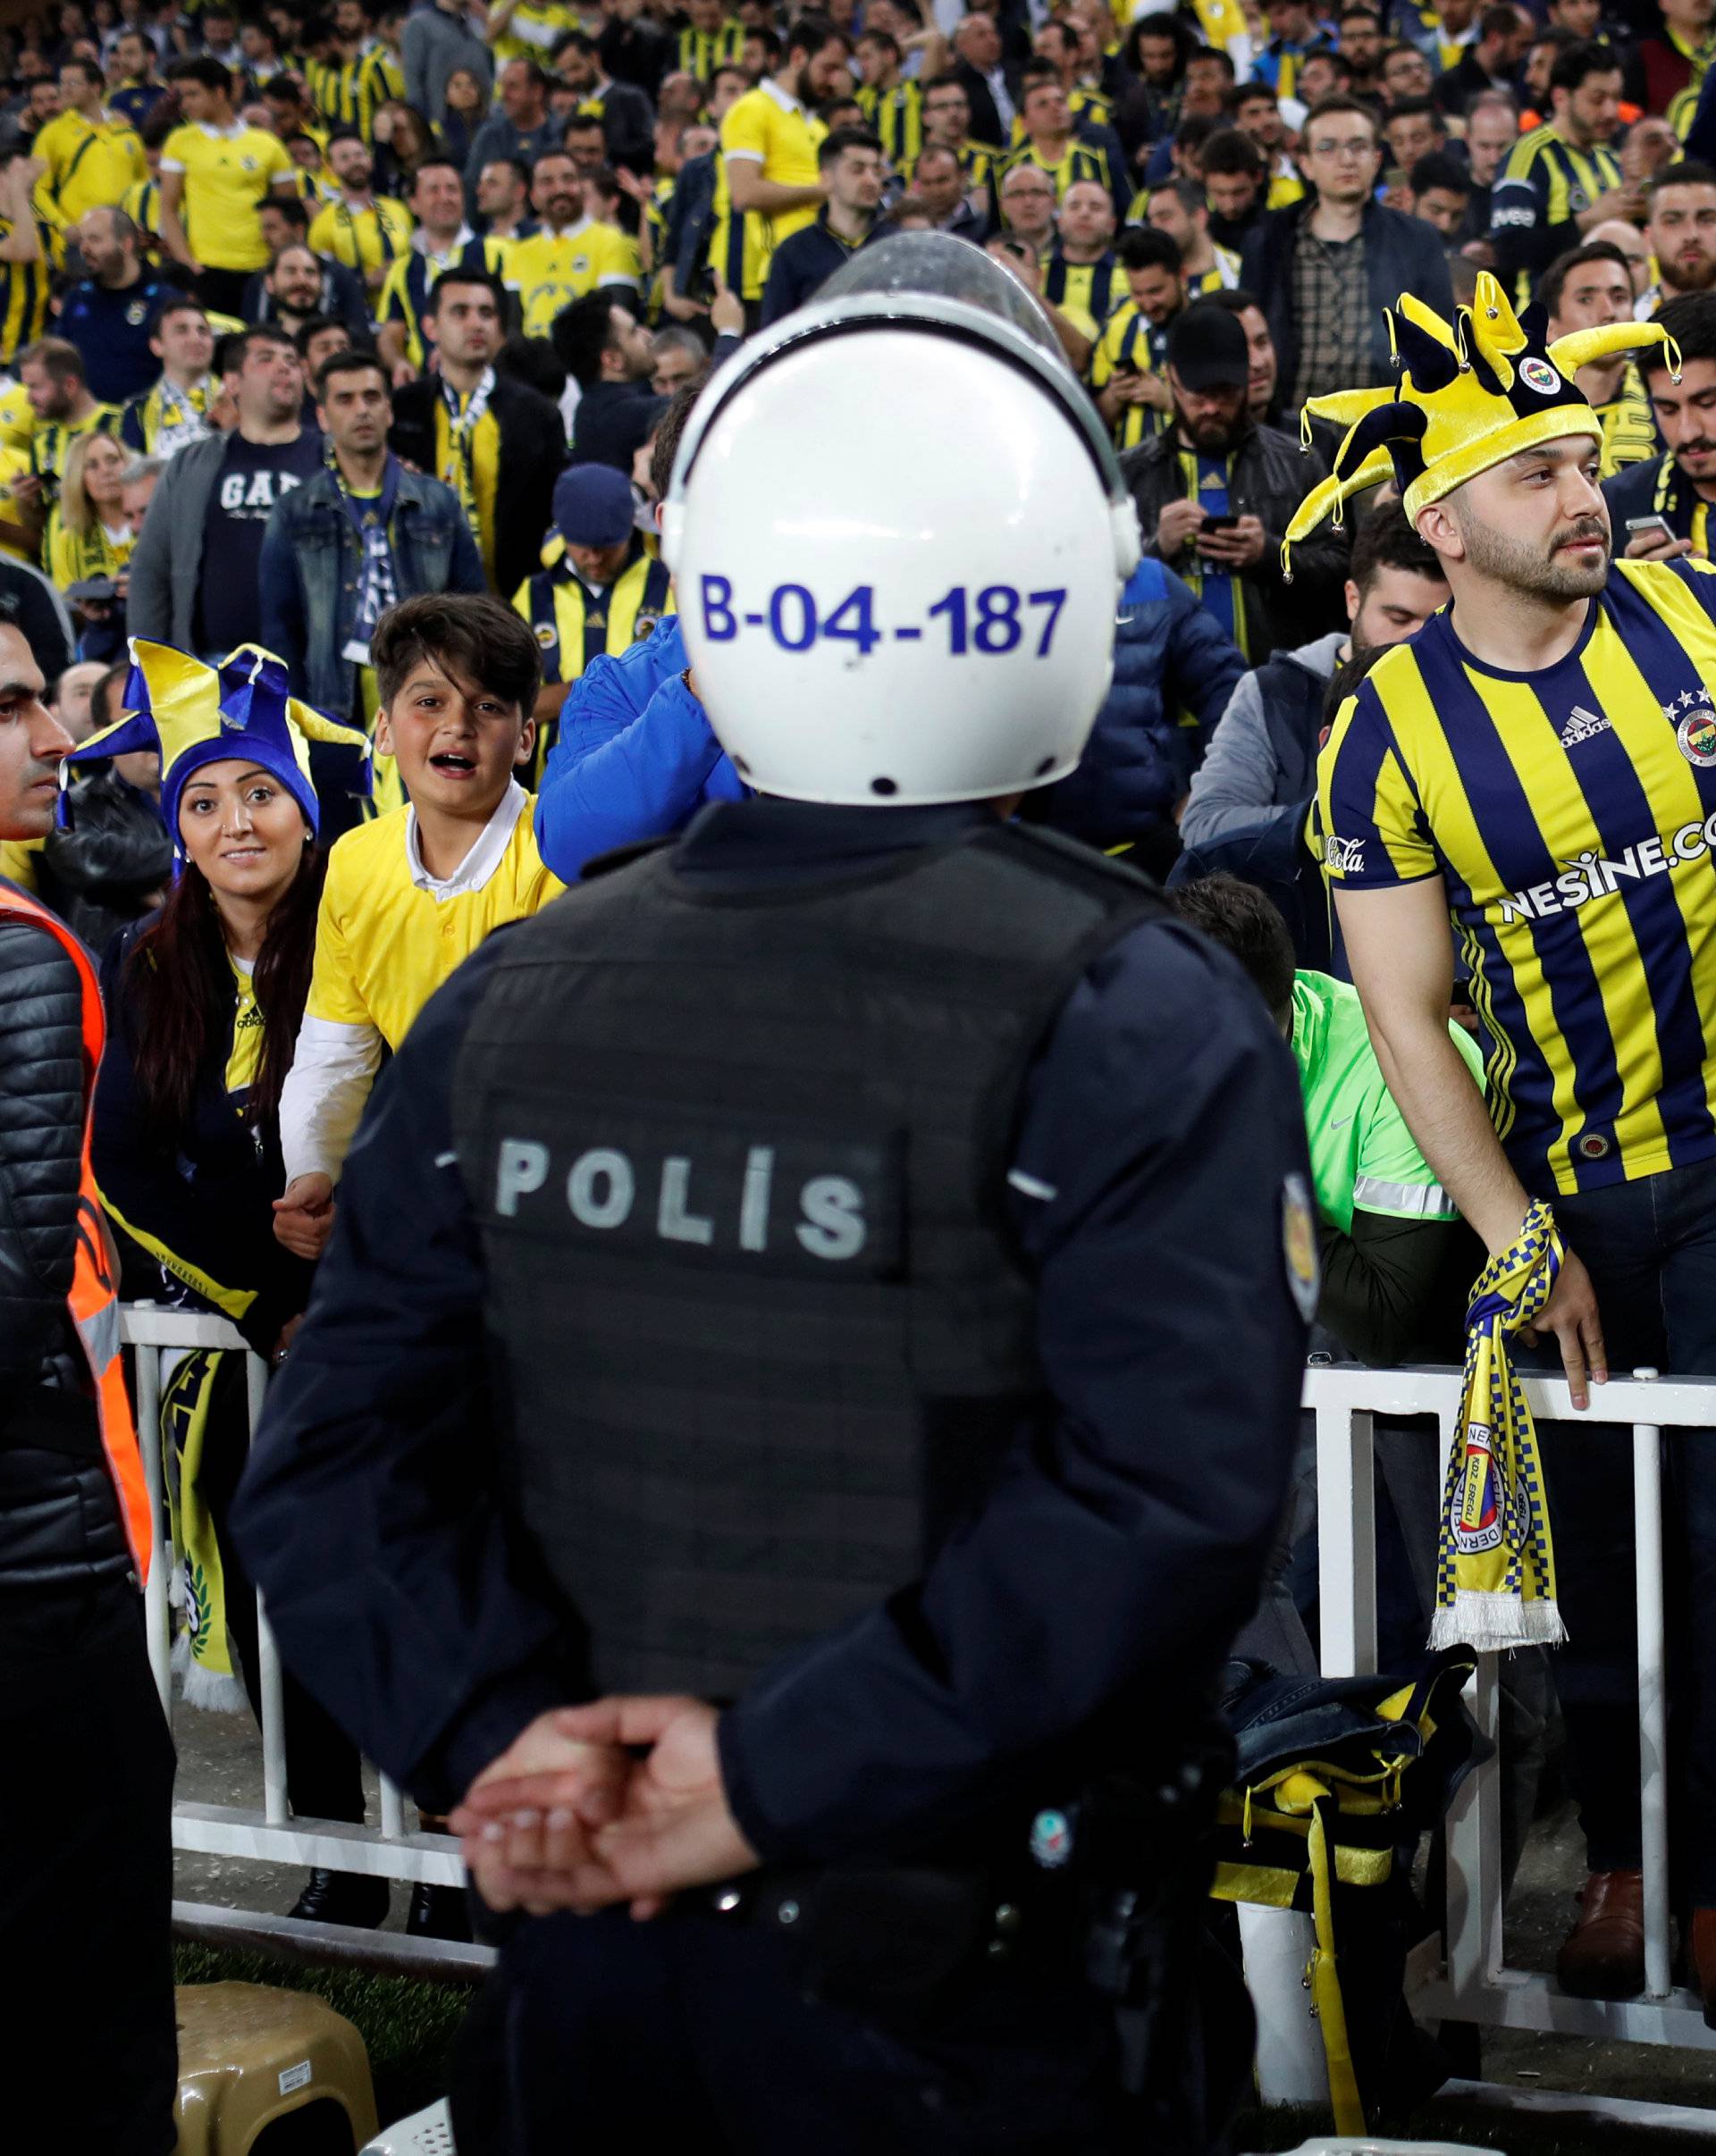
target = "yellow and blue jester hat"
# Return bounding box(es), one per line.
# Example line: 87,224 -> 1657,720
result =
65,640 -> 370,857
1282,271 -> 1681,566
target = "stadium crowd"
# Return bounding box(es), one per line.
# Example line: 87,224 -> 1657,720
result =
7,0 -> 1716,2141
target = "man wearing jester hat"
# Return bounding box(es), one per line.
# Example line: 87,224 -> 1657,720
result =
1309,269 -> 1716,2009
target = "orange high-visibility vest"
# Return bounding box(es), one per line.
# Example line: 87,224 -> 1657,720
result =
0,880 -> 150,1580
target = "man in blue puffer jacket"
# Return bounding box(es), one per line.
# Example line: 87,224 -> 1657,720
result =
534,556 -> 1244,880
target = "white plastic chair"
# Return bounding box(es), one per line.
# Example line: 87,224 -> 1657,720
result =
1251,2141 -> 1503,2155
358,2098 -> 455,2154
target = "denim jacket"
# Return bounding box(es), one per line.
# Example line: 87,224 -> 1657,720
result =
258,458 -> 485,713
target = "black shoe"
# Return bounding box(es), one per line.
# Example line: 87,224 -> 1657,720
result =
408,1880 -> 473,1942
287,1867 -> 390,1928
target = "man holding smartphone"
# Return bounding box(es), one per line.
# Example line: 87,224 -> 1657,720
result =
1602,290 -> 1716,562
1121,300 -> 1348,658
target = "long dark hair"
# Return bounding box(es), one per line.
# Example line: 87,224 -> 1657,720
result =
124,839 -> 325,1136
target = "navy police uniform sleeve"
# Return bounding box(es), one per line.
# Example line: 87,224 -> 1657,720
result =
717,916 -> 1312,1863
231,933 -> 577,1814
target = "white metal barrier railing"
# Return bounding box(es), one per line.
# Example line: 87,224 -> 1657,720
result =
1307,1361 -> 1716,2059
123,1305 -> 468,1942
127,1304 -> 1716,2075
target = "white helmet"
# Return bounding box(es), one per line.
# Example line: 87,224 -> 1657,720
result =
660,236 -> 1140,807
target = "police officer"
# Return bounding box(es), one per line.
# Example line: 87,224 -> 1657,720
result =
233,239 -> 1312,2155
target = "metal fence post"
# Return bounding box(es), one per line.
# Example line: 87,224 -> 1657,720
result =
131,1313 -> 172,1718
1632,1373 -> 1671,2001
1316,1400 -> 1375,1678
246,1347 -> 289,1829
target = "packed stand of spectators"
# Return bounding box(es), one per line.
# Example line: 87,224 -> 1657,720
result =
0,0 -> 1712,2029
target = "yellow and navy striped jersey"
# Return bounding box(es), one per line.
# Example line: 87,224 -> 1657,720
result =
49,516 -> 133,592
997,135 -> 1111,205
307,194 -> 414,280
121,176 -> 160,241
377,235 -> 512,370
1186,244 -> 1242,296
1595,360 -> 1662,480
677,17 -> 744,79
0,214 -> 62,365
1319,558 -> 1716,1195
1009,84 -> 1113,144
306,46 -> 403,138
1088,298 -> 1165,449
512,549 -> 675,785
1672,83 -> 1699,141
491,0 -> 580,64
29,403 -> 120,511
1042,247 -> 1120,340
857,79 -> 923,169
1490,123 -> 1623,309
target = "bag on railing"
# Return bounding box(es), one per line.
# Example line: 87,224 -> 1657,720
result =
1209,1648 -> 1484,2137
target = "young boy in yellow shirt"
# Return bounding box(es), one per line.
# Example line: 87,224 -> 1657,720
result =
275,591 -> 563,1258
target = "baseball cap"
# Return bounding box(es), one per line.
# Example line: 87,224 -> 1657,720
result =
552,463 -> 636,548
1165,303 -> 1250,392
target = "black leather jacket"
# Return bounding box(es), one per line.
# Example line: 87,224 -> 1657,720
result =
0,904 -> 130,1593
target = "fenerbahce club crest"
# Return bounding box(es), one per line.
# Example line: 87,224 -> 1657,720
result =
1672,690 -> 1716,768
1451,1420 -> 1527,1556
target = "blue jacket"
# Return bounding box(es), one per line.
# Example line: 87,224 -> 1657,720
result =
534,562 -> 1245,881
258,457 -> 485,715
1034,558 -> 1245,847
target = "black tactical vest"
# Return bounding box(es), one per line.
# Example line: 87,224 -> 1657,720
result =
452,820 -> 1166,1699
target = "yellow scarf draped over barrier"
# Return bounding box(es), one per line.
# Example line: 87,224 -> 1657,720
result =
1429,1198 -> 1568,1652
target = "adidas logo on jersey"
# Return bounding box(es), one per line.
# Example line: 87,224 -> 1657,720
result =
1560,704 -> 1611,745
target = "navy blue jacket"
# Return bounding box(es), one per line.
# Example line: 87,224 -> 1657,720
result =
1035,557 -> 1245,846
1240,197 -> 1454,399
57,273 -> 187,405
760,212 -> 874,327
232,801 -> 1309,1842
534,562 -> 1244,881
1602,452 -> 1703,548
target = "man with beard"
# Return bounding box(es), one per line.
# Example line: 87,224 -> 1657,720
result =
1639,163 -> 1716,318
1312,273 -> 1716,2014
504,150 -> 641,342
1121,301 -> 1346,656
1604,292 -> 1716,560
307,126 -> 415,298
712,14 -> 851,324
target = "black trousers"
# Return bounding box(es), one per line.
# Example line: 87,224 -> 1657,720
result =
194,264 -> 253,317
1523,1154 -> 1716,1905
451,1905 -> 1130,2156
0,1570 -> 178,2154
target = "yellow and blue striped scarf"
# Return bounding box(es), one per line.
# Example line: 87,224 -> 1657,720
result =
1429,1198 -> 1567,1652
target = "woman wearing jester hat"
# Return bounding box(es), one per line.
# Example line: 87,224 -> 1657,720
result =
1310,272 -> 1716,2011
73,642 -> 422,1930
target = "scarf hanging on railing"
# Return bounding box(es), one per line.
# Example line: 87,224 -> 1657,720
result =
1429,1198 -> 1568,1653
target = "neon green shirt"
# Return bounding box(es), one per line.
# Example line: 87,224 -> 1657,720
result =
1291,969 -> 1485,1235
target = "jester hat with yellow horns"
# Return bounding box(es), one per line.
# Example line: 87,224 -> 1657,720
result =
1282,271 -> 1681,569
64,641 -> 371,859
